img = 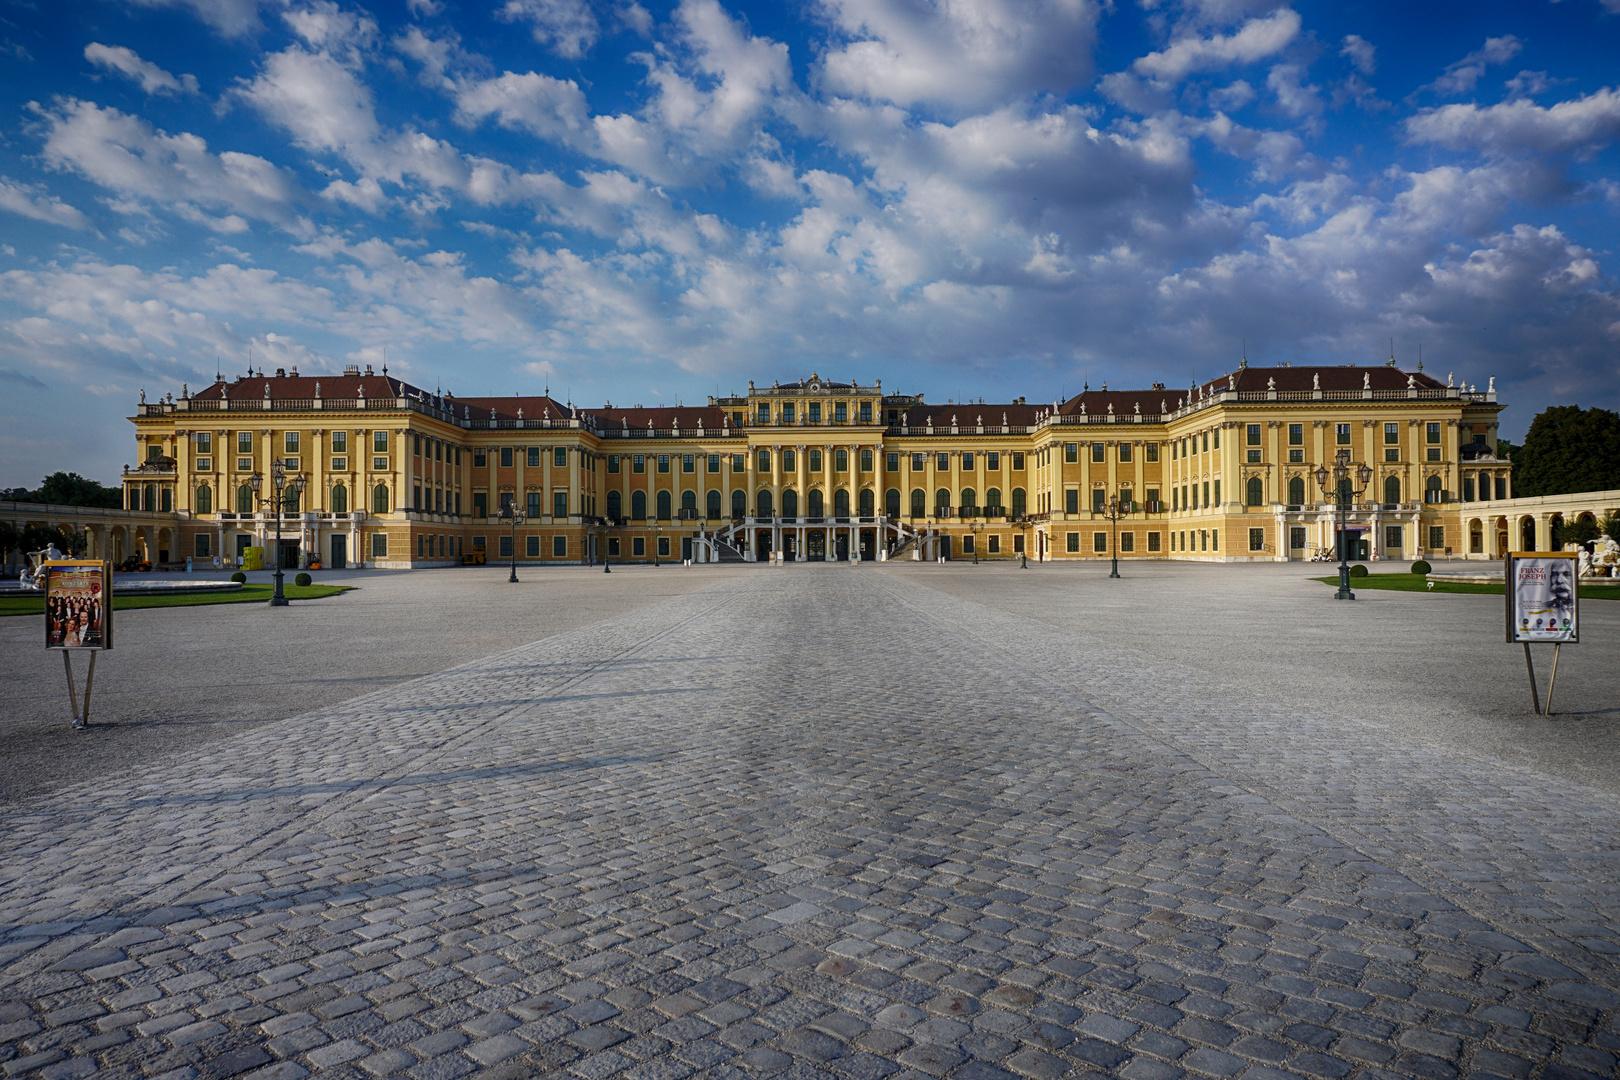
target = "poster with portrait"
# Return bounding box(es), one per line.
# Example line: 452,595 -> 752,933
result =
44,561 -> 113,650
1506,553 -> 1577,644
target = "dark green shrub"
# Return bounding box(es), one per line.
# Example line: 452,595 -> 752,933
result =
295,572 -> 312,586
230,571 -> 246,583
1349,563 -> 1369,578
1410,560 -> 1432,575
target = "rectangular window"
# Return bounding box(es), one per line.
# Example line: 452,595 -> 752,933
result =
554,492 -> 568,518
372,533 -> 388,558
913,453 -> 927,470
1013,534 -> 1025,552
887,452 -> 900,470
608,454 -> 620,473
608,537 -> 620,556
238,431 -> 254,454
860,401 -> 872,423
1247,424 -> 1260,446
553,535 -> 566,558
527,491 -> 542,518
682,454 -> 695,473
526,446 -> 540,468
1385,422 -> 1400,444
1462,477 -> 1475,501
1093,532 -> 1106,553
1430,526 -> 1446,549
633,536 -> 646,556
554,447 -> 567,468
472,535 -> 486,551
500,446 -> 514,468
1386,525 -> 1403,549
414,435 -> 422,457
1091,443 -> 1105,463
1064,489 -> 1079,514
860,448 -> 873,471
1203,481 -> 1211,506
196,432 -> 213,453
1146,487 -> 1159,508
1249,528 -> 1264,551
1495,476 -> 1507,500
937,452 -> 950,470
1336,423 -> 1351,445
474,449 -> 487,467
657,454 -> 670,473
1092,489 -> 1106,513
1012,452 -> 1025,470
1171,441 -> 1178,460
986,452 -> 999,470
960,451 -> 973,470
372,456 -> 388,471
658,536 -> 670,557
1147,532 -> 1161,552
1212,529 -> 1218,551
1427,447 -> 1442,462
1289,423 -> 1303,446
835,449 -> 849,471
835,401 -> 847,422
757,403 -> 771,424
1145,444 -> 1158,462
782,449 -> 795,471
197,457 -> 213,471
1247,450 -> 1261,463
1213,479 -> 1220,505
1203,432 -> 1210,452
782,404 -> 795,423
1385,448 -> 1400,462
1289,449 -> 1303,463
498,535 -> 513,558
808,402 -> 822,423
1120,532 -> 1134,552
1118,444 -> 1132,463
1290,526 -> 1307,550
473,492 -> 487,517
1427,422 -> 1441,444
708,454 -> 720,473
962,535 -> 975,554
1213,429 -> 1219,449
733,454 -> 746,471
526,535 -> 540,558
758,450 -> 771,473
1066,532 -> 1079,553
1065,443 -> 1078,463
280,431 -> 297,455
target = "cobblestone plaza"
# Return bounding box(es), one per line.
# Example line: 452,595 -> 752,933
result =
2,564 -> 1618,1080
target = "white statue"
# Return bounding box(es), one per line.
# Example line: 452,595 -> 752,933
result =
1363,372 -> 1371,390
1407,375 -> 1415,388
1489,376 -> 1495,392
1313,373 -> 1320,390
1447,372 -> 1454,387
1267,377 -> 1275,390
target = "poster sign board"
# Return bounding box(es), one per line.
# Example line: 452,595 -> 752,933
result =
1506,552 -> 1577,644
44,560 -> 113,650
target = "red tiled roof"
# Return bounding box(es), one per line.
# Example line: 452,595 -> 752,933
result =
192,373 -> 424,400
589,406 -> 732,430
457,395 -> 574,422
896,403 -> 1046,427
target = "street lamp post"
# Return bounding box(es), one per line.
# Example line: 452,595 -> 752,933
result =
1315,449 -> 1373,600
498,502 -> 525,582
1106,495 -> 1123,578
250,461 -> 306,606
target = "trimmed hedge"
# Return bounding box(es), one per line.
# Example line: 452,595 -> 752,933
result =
295,572 -> 312,587
1349,563 -> 1369,578
230,571 -> 247,583
1410,559 -> 1432,575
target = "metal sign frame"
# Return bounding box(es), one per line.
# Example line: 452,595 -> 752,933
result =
1505,552 -> 1578,644
44,560 -> 114,651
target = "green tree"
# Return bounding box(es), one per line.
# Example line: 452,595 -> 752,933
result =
1513,406 -> 1620,498
32,472 -> 124,508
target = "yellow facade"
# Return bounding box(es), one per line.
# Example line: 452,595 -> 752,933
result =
124,364 -> 1505,568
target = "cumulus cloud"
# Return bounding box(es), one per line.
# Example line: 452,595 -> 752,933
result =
83,43 -> 199,95
818,0 -> 1100,113
500,0 -> 599,59
0,176 -> 94,229
1406,87 -> 1620,157
1340,34 -> 1375,76
1419,35 -> 1521,98
1130,8 -> 1301,82
122,0 -> 264,37
35,99 -> 305,230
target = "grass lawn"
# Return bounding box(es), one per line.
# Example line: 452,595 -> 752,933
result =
1314,573 -> 1620,600
0,583 -> 353,617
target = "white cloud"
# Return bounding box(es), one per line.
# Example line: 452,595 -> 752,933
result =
1406,88 -> 1620,157
83,43 -> 199,95
500,0 -> 600,59
121,0 -> 264,37
1340,34 -> 1375,76
454,71 -> 593,143
1420,35 -> 1521,98
0,176 -> 94,229
818,0 -> 1100,113
1130,8 -> 1301,82
1266,62 -> 1321,122
282,0 -> 379,61
36,99 -> 305,229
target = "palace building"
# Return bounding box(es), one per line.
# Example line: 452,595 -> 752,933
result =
120,361 -> 1507,568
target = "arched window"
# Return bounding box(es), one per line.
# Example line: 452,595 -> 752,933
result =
859,488 -> 874,517
196,484 -> 212,514
706,490 -> 721,519
1011,488 -> 1026,517
757,489 -> 773,517
1245,477 -> 1263,506
631,490 -> 647,519
372,484 -> 389,514
680,490 -> 696,517
960,488 -> 977,513
985,487 -> 1001,510
1384,476 -> 1401,507
732,489 -> 746,519
607,490 -> 622,519
808,489 -> 824,518
834,489 -> 850,518
237,484 -> 254,514
1287,476 -> 1305,507
936,488 -> 951,514
657,490 -> 672,520
886,488 -> 901,517
1426,475 -> 1443,504
911,488 -> 926,517
331,484 -> 347,515
782,489 -> 799,518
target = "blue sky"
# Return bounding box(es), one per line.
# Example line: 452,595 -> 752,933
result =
2,0 -> 1618,486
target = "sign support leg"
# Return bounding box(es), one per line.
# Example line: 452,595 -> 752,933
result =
1522,642 -> 1540,715
1545,642 -> 1561,717
82,650 -> 97,727
63,651 -> 80,728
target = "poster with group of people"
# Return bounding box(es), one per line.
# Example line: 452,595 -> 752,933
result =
45,561 -> 112,650
1507,553 -> 1578,643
